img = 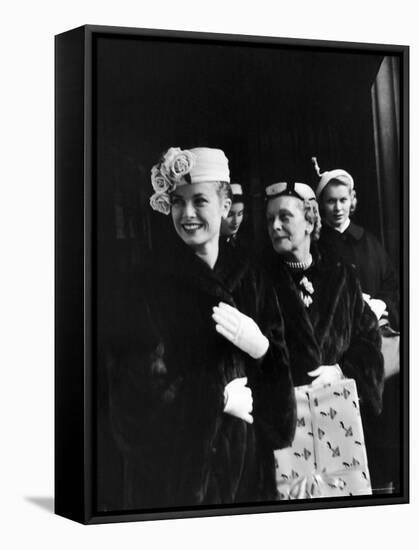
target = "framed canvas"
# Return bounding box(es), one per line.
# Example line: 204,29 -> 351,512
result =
55,24 -> 409,524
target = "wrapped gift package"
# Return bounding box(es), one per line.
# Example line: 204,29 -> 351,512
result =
274,378 -> 372,499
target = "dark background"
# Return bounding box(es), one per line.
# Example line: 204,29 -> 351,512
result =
93,34 -> 401,512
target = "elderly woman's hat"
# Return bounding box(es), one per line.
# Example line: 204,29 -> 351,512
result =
265,181 -> 316,202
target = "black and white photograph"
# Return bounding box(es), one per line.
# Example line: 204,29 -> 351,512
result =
55,25 -> 408,523
3,1 -> 417,547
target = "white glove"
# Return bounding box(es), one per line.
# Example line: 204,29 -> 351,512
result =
362,293 -> 388,321
223,377 -> 253,424
212,302 -> 269,359
368,298 -> 388,321
307,364 -> 344,387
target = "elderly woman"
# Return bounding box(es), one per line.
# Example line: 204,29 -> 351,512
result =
110,147 -> 295,510
264,180 -> 383,401
263,181 -> 384,494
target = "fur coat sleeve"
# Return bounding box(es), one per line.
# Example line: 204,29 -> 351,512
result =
337,267 -> 385,416
246,269 -> 296,451
269,254 -> 384,417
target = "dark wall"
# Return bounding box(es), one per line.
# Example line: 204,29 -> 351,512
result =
95,36 -> 384,256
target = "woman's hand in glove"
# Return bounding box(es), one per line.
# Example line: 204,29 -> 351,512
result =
223,377 -> 253,424
307,364 -> 344,387
368,298 -> 388,321
363,293 -> 388,321
212,302 -> 269,359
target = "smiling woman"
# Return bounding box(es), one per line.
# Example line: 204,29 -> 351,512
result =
108,146 -> 296,510
171,181 -> 231,267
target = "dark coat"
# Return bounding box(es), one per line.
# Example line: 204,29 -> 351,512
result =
264,249 -> 384,418
221,232 -> 247,250
319,222 -> 399,329
109,240 -> 296,510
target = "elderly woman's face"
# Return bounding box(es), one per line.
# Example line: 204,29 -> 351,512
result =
171,182 -> 231,252
321,183 -> 352,230
266,195 -> 312,257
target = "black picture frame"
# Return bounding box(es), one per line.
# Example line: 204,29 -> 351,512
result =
55,24 -> 409,524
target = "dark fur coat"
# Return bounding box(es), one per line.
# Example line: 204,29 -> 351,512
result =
319,222 -> 399,329
264,248 -> 384,418
108,240 -> 296,510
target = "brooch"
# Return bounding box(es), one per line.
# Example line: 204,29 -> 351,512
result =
299,276 -> 314,308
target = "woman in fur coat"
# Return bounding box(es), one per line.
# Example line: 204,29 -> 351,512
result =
109,147 -> 296,511
263,181 -> 384,491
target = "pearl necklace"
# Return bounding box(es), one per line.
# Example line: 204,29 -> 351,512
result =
284,254 -> 313,272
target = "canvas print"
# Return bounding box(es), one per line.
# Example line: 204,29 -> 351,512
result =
57,28 -> 406,520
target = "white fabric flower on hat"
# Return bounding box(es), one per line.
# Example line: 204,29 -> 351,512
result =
160,147 -> 194,180
151,165 -> 172,193
150,192 -> 171,215
170,150 -> 194,179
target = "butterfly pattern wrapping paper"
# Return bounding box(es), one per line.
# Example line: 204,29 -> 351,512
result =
274,379 -> 372,499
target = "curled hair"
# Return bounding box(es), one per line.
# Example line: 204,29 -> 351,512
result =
214,181 -> 232,201
350,189 -> 358,214
303,199 -> 322,241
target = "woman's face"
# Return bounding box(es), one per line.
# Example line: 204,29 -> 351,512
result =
221,202 -> 245,237
266,195 -> 313,258
321,183 -> 352,230
171,182 -> 231,252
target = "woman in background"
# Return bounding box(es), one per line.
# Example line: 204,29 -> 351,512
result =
313,158 -> 400,492
313,158 -> 399,329
221,183 -> 246,249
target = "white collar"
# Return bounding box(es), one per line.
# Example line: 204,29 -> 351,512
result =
331,218 -> 350,234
